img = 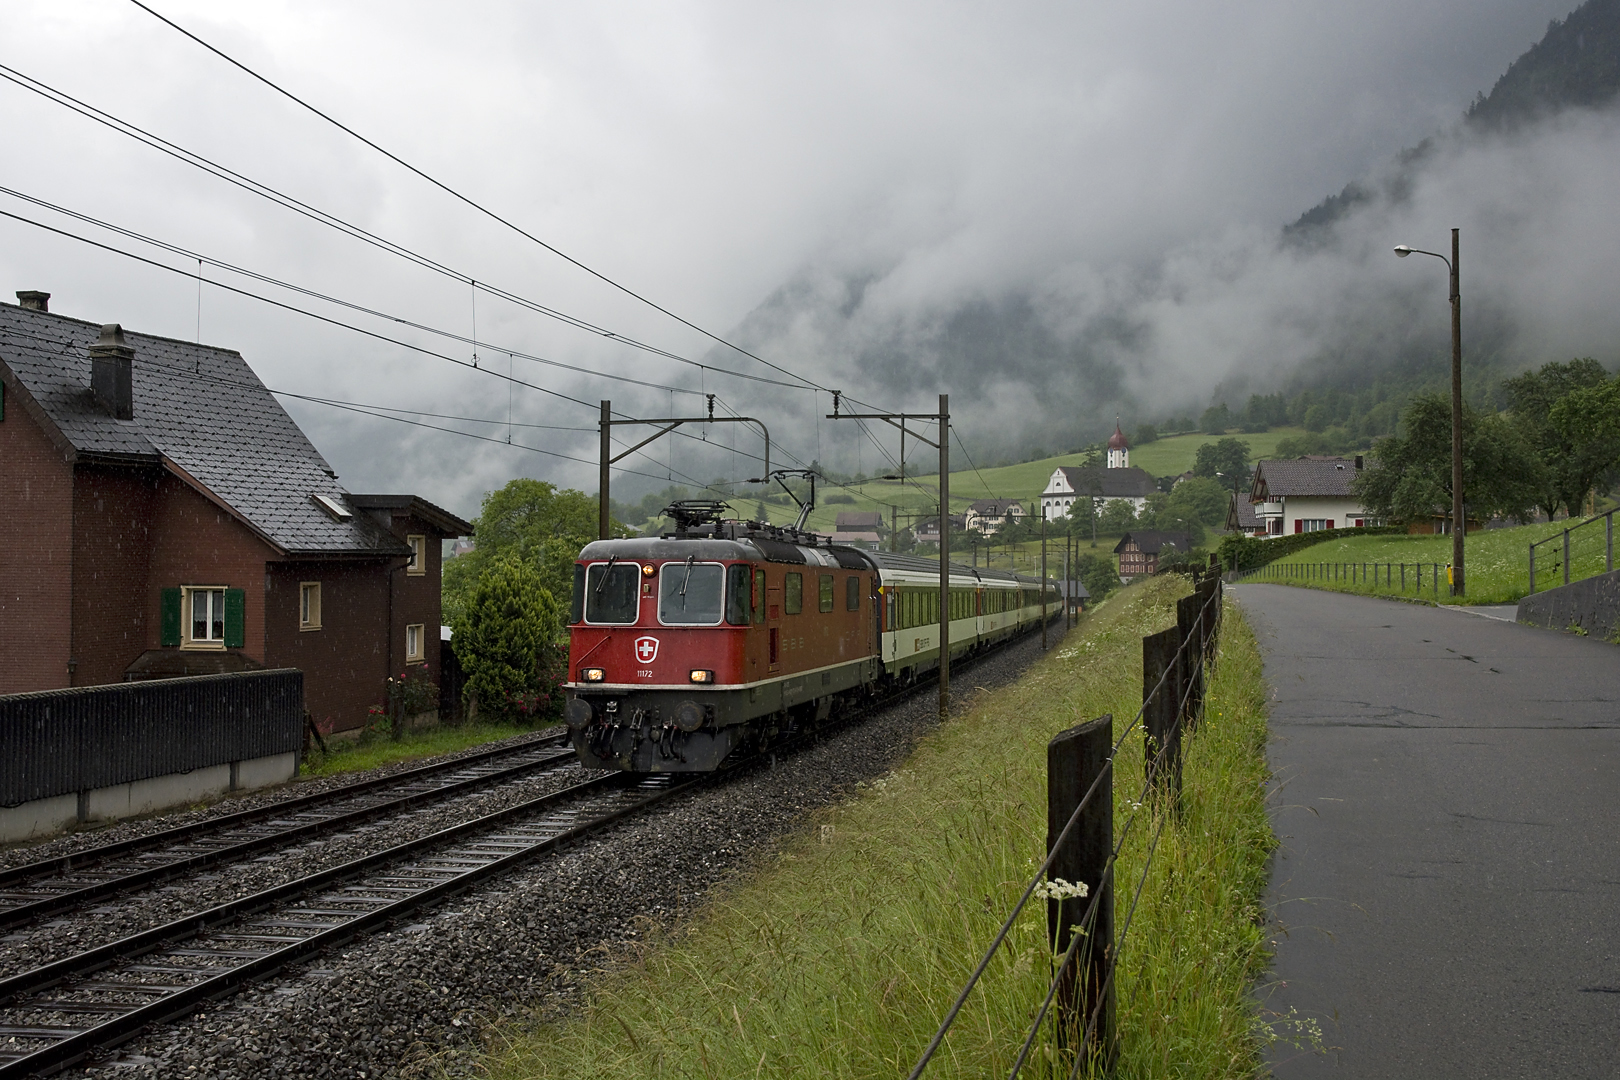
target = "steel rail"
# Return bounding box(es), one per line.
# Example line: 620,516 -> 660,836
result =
0,771 -> 684,1078
0,733 -> 573,930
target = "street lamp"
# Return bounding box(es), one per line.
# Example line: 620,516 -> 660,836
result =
1394,229 -> 1465,597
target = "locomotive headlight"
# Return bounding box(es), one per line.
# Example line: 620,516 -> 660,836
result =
689,669 -> 715,684
582,667 -> 606,682
642,563 -> 656,576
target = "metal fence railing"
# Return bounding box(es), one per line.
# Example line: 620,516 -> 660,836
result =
1237,559 -> 1449,597
1528,508 -> 1616,595
0,670 -> 304,806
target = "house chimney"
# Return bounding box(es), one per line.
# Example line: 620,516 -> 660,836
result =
89,323 -> 135,420
16,291 -> 50,312
1354,455 -> 1364,470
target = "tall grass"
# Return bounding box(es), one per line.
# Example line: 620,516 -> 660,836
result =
484,576 -> 1278,1079
1247,519 -> 1612,605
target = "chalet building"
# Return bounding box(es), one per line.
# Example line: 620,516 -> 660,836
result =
0,293 -> 471,733
834,510 -> 883,533
1113,531 -> 1192,578
964,499 -> 1026,534
1226,492 -> 1267,537
1040,424 -> 1156,520
912,514 -> 966,544
1249,456 -> 1369,536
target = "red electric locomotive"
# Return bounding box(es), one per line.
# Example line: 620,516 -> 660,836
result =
563,502 -> 881,771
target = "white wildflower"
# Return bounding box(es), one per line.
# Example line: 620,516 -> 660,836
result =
1033,878 -> 1090,901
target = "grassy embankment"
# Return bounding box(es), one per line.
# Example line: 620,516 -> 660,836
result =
1249,519 -> 1605,605
485,576 -> 1284,1079
747,429 -> 1307,537
299,722 -> 545,779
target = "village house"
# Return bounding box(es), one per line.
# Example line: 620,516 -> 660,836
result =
1113,530 -> 1193,578
1040,424 -> 1157,520
0,292 -> 471,734
1226,491 -> 1267,537
1248,456 -> 1370,536
912,513 -> 967,544
963,498 -> 1026,534
831,509 -> 883,549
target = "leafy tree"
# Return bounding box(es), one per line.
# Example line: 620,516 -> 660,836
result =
1158,477 -> 1229,532
1200,403 -> 1232,435
1547,375 -> 1620,515
1132,422 -> 1158,444
454,557 -> 560,723
1303,404 -> 1330,433
1070,552 -> 1119,603
444,479 -> 621,633
1097,499 -> 1138,533
1192,437 -> 1253,492
1353,393 -> 1542,526
1503,358 -> 1617,518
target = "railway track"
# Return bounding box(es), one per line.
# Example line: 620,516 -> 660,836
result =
0,732 -> 575,932
0,771 -> 683,1078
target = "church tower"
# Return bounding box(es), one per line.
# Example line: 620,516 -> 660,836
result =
1106,421 -> 1129,469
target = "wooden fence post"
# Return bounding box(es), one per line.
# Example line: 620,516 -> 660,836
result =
1047,715 -> 1115,1066
1175,592 -> 1204,736
1143,627 -> 1182,795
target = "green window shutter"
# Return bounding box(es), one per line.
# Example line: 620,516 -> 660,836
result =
160,588 -> 182,647
224,588 -> 246,647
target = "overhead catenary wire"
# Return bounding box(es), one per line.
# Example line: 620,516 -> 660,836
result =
0,62 -> 814,395
120,6 -> 872,404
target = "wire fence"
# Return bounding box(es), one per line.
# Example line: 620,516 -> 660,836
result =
1237,558 -> 1450,597
906,569 -> 1224,1078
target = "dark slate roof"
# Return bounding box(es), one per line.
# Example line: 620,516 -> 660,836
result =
834,510 -> 883,530
968,498 -> 1024,514
1052,465 -> 1156,499
1227,492 -> 1262,530
0,303 -> 407,557
1113,530 -> 1192,555
348,494 -> 473,537
1251,457 -> 1360,500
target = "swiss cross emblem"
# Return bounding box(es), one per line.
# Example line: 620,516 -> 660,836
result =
634,636 -> 660,663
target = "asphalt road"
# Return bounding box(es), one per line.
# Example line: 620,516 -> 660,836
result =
1232,584 -> 1620,1078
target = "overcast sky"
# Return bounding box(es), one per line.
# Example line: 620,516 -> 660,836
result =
0,0 -> 1588,515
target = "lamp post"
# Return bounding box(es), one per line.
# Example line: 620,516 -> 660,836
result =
1394,230 -> 1464,596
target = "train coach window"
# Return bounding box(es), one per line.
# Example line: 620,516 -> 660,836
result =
846,575 -> 861,611
819,574 -> 835,613
784,572 -> 803,615
584,562 -> 640,624
726,564 -> 752,626
753,570 -> 767,624
660,561 -> 725,625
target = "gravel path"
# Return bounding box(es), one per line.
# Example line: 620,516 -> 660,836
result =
63,629 -> 1060,1079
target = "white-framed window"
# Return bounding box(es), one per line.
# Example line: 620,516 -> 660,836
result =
1299,519 -> 1329,532
300,582 -> 322,631
185,586 -> 227,648
405,623 -> 426,663
406,534 -> 426,576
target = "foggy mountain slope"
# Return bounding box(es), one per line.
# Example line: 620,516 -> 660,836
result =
703,0 -> 1620,469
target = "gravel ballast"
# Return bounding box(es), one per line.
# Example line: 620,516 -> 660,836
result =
59,629 -> 1060,1079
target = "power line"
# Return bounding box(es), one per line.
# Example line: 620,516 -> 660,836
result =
0,185 -> 704,399
126,1 -> 855,399
0,61 -> 813,395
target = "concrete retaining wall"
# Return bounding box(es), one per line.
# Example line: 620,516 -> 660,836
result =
1516,569 -> 1620,641
0,750 -> 297,845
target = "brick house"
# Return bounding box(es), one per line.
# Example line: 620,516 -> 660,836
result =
1113,530 -> 1192,578
0,293 -> 470,734
1248,456 -> 1370,536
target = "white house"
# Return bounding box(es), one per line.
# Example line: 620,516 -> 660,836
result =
1040,422 -> 1157,520
1249,456 -> 1371,535
964,499 -> 1026,533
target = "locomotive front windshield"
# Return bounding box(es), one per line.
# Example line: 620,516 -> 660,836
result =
659,560 -> 725,625
584,561 -> 641,624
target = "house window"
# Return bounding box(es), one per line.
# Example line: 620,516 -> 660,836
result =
406,623 -> 426,664
300,582 -> 322,630
406,535 -> 426,576
1298,519 -> 1329,533
186,586 -> 226,647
